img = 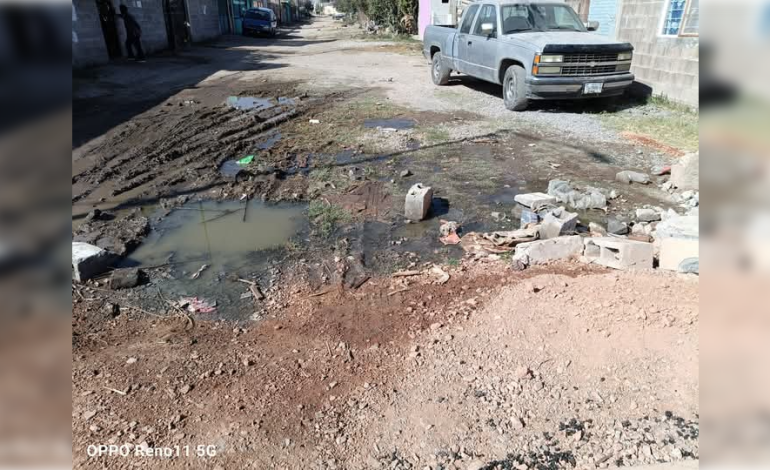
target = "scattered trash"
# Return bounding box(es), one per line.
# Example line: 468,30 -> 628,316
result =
430,266 -> 450,285
190,264 -> 208,280
237,155 -> 255,166
176,297 -> 217,314
520,209 -> 540,226
460,226 -> 539,254
439,220 -> 461,245
309,119 -> 320,124
615,170 -> 651,184
238,278 -> 265,300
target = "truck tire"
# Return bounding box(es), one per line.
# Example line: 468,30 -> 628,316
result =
431,52 -> 451,86
503,65 -> 528,111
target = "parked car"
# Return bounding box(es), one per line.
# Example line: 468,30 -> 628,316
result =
243,8 -> 278,37
332,12 -> 345,20
423,0 -> 635,111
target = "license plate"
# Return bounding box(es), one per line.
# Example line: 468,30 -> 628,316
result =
584,83 -> 603,94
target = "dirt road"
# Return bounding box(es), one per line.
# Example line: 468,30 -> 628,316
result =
72,17 -> 699,470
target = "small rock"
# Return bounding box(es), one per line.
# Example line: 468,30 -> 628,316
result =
589,222 -> 607,236
126,357 -> 137,364
179,384 -> 192,395
635,208 -> 661,222
83,410 -> 97,421
400,169 -> 412,178
616,170 -> 651,184
430,322 -> 442,330
85,209 -> 102,222
607,219 -> 629,235
109,268 -> 143,290
515,365 -> 531,379
103,302 -> 120,317
466,460 -> 486,470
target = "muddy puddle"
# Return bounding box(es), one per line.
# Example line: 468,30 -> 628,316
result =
226,96 -> 295,112
123,200 -> 307,320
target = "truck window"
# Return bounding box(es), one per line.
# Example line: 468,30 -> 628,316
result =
472,5 -> 497,37
459,4 -> 479,34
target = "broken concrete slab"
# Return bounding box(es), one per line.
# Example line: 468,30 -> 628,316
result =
72,242 -> 116,283
539,207 -> 578,239
513,235 -> 583,266
616,171 -> 651,184
636,208 -> 661,222
513,192 -> 557,210
654,215 -> 699,240
547,180 -> 606,210
583,237 -> 654,270
670,152 -> 699,191
659,238 -> 699,272
404,183 -> 433,221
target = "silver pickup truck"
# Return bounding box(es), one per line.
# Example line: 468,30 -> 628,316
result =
423,0 -> 634,110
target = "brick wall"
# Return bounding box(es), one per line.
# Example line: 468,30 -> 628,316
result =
188,0 -> 222,42
587,0 -> 619,38
615,0 -> 699,107
72,0 -> 110,67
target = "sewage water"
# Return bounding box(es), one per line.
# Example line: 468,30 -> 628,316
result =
123,200 -> 307,320
226,96 -> 295,112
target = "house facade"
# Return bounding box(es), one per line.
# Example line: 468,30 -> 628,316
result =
72,0 -> 221,67
587,0 -> 699,106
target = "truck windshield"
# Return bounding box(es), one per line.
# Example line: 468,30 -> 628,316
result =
501,4 -> 586,34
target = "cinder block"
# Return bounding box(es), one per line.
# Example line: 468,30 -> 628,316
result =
659,237 -> 699,271
539,207 -> 578,239
583,237 -> 653,270
514,192 -> 557,209
404,183 -> 433,221
72,242 -> 117,282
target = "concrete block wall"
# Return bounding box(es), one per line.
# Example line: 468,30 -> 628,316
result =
119,0 -> 168,54
72,0 -> 110,67
588,0 -> 619,38
188,0 -> 222,42
615,0 -> 699,107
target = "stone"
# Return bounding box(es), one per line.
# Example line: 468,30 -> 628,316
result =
400,169 -> 412,178
538,207 -> 578,239
109,268 -> 143,290
615,171 -> 650,184
103,303 -> 120,317
513,236 -> 584,265
659,238 -> 699,272
466,460 -> 485,470
72,242 -> 116,283
670,152 -> 699,190
85,208 -> 103,222
583,237 -> 654,270
589,222 -> 607,236
404,183 -> 433,221
607,218 -> 629,235
654,215 -> 699,240
513,192 -> 557,209
547,180 -> 606,210
635,208 -> 661,222
678,257 -> 699,274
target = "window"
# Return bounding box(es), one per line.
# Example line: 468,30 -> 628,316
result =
459,4 -> 479,34
473,5 -> 497,37
661,0 -> 698,37
501,4 -> 584,34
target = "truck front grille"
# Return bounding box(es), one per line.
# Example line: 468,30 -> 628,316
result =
561,64 -> 619,76
562,53 -> 618,64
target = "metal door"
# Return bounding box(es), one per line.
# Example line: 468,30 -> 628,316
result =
95,0 -> 121,58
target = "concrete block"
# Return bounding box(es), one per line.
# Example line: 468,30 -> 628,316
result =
670,152 -> 699,190
539,207 -> 578,239
72,242 -> 116,282
513,192 -> 557,209
513,236 -> 584,265
583,237 -> 653,270
404,183 -> 433,221
659,238 -> 699,271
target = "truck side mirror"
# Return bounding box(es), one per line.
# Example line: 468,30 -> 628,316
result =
481,22 -> 494,35
585,21 -> 599,31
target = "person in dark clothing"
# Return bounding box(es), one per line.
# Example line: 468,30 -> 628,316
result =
117,4 -> 145,61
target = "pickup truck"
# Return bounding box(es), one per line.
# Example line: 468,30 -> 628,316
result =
423,0 -> 634,110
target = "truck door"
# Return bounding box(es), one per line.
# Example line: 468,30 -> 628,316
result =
469,4 -> 499,82
455,4 -> 479,75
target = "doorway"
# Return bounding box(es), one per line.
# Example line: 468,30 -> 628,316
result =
163,0 -> 191,50
95,0 -> 121,58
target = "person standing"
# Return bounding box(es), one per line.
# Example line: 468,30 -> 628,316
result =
117,4 -> 145,61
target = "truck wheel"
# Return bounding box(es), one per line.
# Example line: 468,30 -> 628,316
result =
503,65 -> 528,111
431,52 -> 451,86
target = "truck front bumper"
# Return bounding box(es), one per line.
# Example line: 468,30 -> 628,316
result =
525,73 -> 635,99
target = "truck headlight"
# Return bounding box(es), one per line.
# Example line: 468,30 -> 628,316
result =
537,66 -> 561,74
540,55 -> 563,63
618,52 -> 633,61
